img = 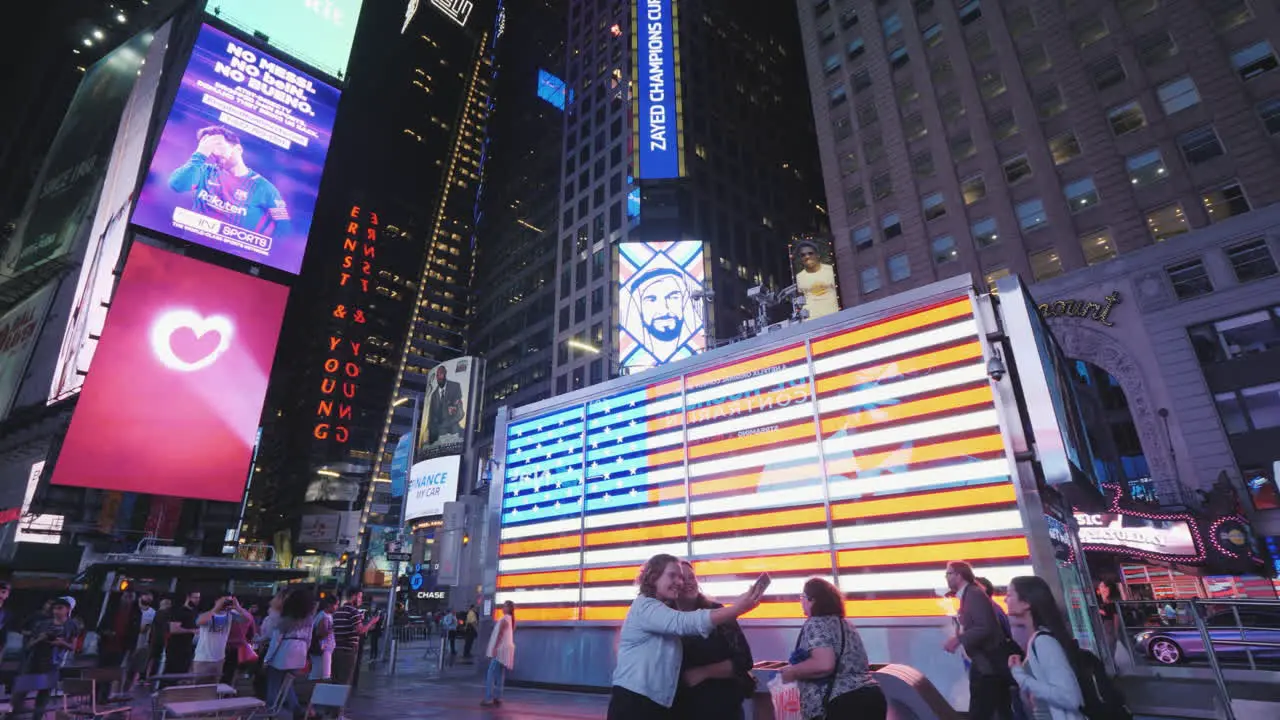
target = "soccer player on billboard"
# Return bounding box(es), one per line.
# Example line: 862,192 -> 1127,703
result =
167,126 -> 290,237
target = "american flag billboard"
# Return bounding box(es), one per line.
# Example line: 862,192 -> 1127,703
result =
495,293 -> 1032,622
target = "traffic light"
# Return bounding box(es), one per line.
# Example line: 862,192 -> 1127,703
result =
117,578 -> 131,592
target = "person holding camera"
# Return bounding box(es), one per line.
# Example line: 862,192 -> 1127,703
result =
13,596 -> 79,720
192,595 -> 248,680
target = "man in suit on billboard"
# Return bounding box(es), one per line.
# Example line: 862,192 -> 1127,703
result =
426,364 -> 464,445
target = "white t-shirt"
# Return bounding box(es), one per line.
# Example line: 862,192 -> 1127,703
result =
137,607 -> 157,650
797,264 -> 839,319
193,611 -> 235,662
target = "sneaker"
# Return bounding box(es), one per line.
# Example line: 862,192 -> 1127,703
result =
493,699 -> 502,707
479,700 -> 495,707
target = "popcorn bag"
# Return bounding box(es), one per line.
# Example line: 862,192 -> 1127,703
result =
768,675 -> 803,720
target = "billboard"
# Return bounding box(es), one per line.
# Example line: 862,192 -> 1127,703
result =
497,293 -> 1030,622
204,0 -> 363,80
1074,512 -> 1197,558
0,284 -> 57,421
791,236 -> 840,321
50,244 -> 289,503
0,29 -> 156,278
416,356 -> 478,459
537,69 -> 566,110
132,24 -> 340,275
633,0 -> 683,179
407,454 -> 461,520
617,241 -> 706,372
50,21 -> 174,402
298,514 -> 341,544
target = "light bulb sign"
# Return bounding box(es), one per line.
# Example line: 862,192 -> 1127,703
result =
406,454 -> 461,520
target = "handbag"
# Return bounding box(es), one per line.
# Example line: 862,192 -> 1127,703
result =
237,643 -> 259,664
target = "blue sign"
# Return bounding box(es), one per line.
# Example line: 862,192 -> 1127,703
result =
635,0 -> 681,179
390,433 -> 411,497
410,572 -> 424,590
537,69 -> 566,110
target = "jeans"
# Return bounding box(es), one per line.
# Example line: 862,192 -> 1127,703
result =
12,688 -> 51,720
266,667 -> 301,717
968,669 -> 1013,720
483,659 -> 507,702
606,686 -> 672,720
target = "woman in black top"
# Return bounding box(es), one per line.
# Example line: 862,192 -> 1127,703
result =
672,561 -> 755,720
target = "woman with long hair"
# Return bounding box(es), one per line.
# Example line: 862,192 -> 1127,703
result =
781,578 -> 885,720
672,561 -> 754,720
607,554 -> 764,720
263,587 -> 314,719
480,601 -> 517,707
1005,576 -> 1085,720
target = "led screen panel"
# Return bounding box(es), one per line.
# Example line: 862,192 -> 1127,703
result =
617,241 -> 706,372
791,236 -> 841,321
406,454 -> 461,520
0,284 -> 56,421
204,0 -> 363,80
416,356 -> 479,460
537,69 -> 566,110
50,244 -> 288,503
132,24 -> 340,275
633,0 -> 683,179
496,295 -> 1031,622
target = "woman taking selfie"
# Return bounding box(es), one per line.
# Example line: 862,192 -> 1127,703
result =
781,578 -> 885,720
672,561 -> 755,720
607,553 -> 765,720
1005,576 -> 1085,720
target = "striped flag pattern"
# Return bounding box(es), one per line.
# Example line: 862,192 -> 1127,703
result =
496,295 -> 1031,622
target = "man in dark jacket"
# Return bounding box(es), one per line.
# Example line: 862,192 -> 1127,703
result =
943,561 -> 1012,720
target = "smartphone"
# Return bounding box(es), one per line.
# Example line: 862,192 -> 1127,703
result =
751,572 -> 772,594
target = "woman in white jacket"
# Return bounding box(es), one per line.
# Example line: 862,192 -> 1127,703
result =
1005,576 -> 1085,720
481,601 -> 517,707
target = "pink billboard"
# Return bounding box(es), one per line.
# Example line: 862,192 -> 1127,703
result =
50,243 -> 288,502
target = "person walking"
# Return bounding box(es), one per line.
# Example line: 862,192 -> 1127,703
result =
263,588 -> 314,718
308,596 -> 336,682
13,596 -> 79,720
1005,576 -> 1086,720
480,601 -> 517,707
330,588 -> 378,687
462,605 -> 480,661
672,562 -> 755,720
943,561 -> 1013,720
606,553 -> 764,720
780,578 -> 885,720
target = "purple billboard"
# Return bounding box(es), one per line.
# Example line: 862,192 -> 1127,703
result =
132,24 -> 339,274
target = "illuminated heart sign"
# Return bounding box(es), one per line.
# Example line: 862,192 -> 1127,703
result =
149,309 -> 233,372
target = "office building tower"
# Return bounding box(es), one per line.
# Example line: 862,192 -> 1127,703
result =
551,0 -> 826,392
798,0 -> 1280,300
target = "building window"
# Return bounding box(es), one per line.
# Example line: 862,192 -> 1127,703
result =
1007,6 -> 1035,35
972,217 -> 999,247
857,101 -> 878,128
882,12 -> 903,37
1126,148 -> 1167,187
912,150 -> 936,176
889,45 -> 910,69
1117,0 -> 1159,21
1030,249 -> 1064,281
967,30 -> 994,60
1157,76 -> 1201,115
1232,41 -> 1279,81
979,71 -> 1007,99
1016,198 -> 1048,231
1072,17 -> 1109,48
1202,181 -> 1251,222
1258,97 -> 1280,134
913,0 -> 934,13
922,23 -> 943,47
1064,177 -> 1100,212
1036,86 -> 1066,120
841,7 -> 859,28
1135,31 -> 1178,68
1003,155 -> 1033,185
1081,229 -> 1118,265
1211,0 -> 1254,32
1049,132 -> 1082,165
833,114 -> 853,140
922,191 -> 947,221
871,172 -> 893,199
853,225 -> 874,250
931,58 -> 954,84
846,186 -> 867,213
863,134 -> 884,162
1146,203 -> 1190,241
861,266 -> 883,293
991,110 -> 1018,140
1225,238 -> 1279,282
888,253 -> 912,282
904,113 -> 927,140
847,37 -> 866,59
828,85 -> 848,107
1166,258 -> 1214,299
839,151 -> 859,175
932,235 -> 958,264
984,267 -> 1010,293
939,93 -> 965,119
1107,101 -> 1147,136
815,0 -> 832,15
898,80 -> 920,104
822,54 -> 840,76
852,69 -> 872,93
1215,391 -> 1250,434
951,131 -> 976,160
1089,56 -> 1127,91
1020,44 -> 1052,75
1178,126 -> 1225,165
1189,306 -> 1280,363
959,0 -> 982,24
882,212 -> 903,238
961,175 -> 987,205
819,25 -> 837,44
1219,383 -> 1280,433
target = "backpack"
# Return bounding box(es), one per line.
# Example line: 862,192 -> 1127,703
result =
1073,647 -> 1133,720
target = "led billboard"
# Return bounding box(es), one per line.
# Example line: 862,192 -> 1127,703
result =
617,241 -> 706,372
790,236 -> 840,321
407,454 -> 461,520
50,244 -> 289,503
132,24 -> 340,275
632,0 -> 683,179
536,69 -> 566,110
416,356 -> 479,460
0,284 -> 57,421
204,0 -> 363,80
497,294 -> 1031,622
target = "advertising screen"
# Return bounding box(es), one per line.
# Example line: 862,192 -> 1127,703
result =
617,241 -> 706,372
790,236 -> 840,322
1074,512 -> 1197,558
50,22 -> 174,402
50,244 -> 289,502
632,0 -> 683,179
204,0 -> 363,80
132,24 -> 340,275
407,454 -> 461,520
0,29 -> 156,278
417,356 -> 478,459
497,294 -> 1031,622
537,69 -> 566,110
0,284 -> 57,421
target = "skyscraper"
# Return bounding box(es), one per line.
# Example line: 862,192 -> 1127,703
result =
797,0 -> 1280,300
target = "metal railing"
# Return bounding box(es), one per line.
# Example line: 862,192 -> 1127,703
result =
1114,598 -> 1280,720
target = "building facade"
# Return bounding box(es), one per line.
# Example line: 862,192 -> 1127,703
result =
797,0 -> 1280,301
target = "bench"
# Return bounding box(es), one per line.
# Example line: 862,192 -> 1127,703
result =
162,697 -> 264,718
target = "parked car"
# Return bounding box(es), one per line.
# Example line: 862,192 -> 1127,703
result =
1133,608 -> 1280,665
